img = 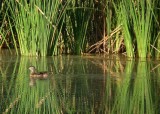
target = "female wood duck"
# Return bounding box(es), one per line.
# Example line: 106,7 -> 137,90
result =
29,66 -> 48,79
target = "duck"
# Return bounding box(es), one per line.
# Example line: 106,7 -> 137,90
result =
29,66 -> 48,79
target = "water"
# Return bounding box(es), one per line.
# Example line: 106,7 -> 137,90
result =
0,53 -> 160,114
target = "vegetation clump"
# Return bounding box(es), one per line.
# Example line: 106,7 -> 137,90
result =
0,0 -> 159,58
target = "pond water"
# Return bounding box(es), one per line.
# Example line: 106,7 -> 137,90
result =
0,53 -> 160,114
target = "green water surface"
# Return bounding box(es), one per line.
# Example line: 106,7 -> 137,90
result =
0,54 -> 159,114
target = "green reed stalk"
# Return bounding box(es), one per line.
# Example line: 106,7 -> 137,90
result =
0,2 -> 16,53
67,1 -> 93,54
7,0 -> 64,56
155,32 -> 160,57
125,0 -> 153,57
153,0 -> 160,58
105,0 -> 118,53
133,1 -> 151,57
119,2 -> 134,57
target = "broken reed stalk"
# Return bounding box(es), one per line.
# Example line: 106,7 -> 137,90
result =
88,25 -> 122,53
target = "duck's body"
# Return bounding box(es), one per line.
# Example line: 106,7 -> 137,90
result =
29,66 -> 48,79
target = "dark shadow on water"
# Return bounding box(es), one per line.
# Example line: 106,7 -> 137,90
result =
0,54 -> 160,113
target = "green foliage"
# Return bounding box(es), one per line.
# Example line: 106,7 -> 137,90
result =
6,0 -> 65,56
0,0 -> 160,57
116,0 -> 154,57
119,2 -> 134,57
65,0 -> 94,54
129,0 -> 153,58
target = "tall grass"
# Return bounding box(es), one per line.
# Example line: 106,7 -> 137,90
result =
0,0 -> 160,57
66,0 -> 94,54
6,0 -> 65,56
152,0 -> 160,58
118,2 -> 134,57
0,0 -> 18,54
119,0 -> 153,57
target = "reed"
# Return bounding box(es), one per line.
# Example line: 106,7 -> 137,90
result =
66,0 -> 94,54
119,2 -> 134,57
6,0 -> 65,56
0,0 -> 17,54
0,0 -> 160,57
121,0 -> 153,57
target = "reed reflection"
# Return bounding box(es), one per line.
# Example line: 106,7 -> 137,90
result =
0,55 -> 160,113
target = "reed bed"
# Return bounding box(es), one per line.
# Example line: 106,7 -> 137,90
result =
6,0 -> 65,56
0,0 -> 159,57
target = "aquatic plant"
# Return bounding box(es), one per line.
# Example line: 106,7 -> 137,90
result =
119,2 -> 134,57
63,0 -> 94,54
118,0 -> 154,57
0,0 -> 160,57
6,0 -> 66,56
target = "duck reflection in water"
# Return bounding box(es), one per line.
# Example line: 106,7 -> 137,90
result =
29,66 -> 48,86
29,78 -> 36,86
